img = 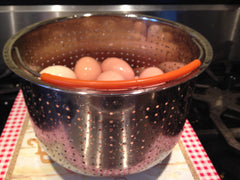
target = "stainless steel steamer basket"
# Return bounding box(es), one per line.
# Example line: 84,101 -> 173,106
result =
3,13 -> 213,177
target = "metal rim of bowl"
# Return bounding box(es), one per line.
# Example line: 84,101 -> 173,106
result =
3,12 -> 213,95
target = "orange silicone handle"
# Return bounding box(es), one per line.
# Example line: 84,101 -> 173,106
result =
40,59 -> 201,90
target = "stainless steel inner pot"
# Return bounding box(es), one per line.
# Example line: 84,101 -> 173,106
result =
3,13 -> 212,177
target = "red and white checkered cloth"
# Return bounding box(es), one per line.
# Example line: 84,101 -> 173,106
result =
0,90 -> 220,180
181,122 -> 220,180
0,91 -> 26,180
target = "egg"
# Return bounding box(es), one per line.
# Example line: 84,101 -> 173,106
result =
101,57 -> 135,80
139,67 -> 164,78
159,61 -> 186,73
74,56 -> 101,80
97,71 -> 125,81
40,65 -> 77,79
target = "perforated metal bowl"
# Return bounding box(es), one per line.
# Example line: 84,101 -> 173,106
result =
3,13 -> 212,177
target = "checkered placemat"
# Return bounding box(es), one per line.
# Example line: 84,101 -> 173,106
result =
181,122 -> 220,180
0,90 -> 220,180
0,91 -> 26,180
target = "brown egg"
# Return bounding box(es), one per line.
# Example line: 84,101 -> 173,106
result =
139,67 -> 164,78
97,71 -> 125,81
101,57 -> 135,80
74,57 -> 101,80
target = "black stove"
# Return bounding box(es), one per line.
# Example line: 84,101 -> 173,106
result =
188,60 -> 240,180
0,69 -> 20,134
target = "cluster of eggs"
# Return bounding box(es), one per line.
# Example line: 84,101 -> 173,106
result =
39,57 -> 182,81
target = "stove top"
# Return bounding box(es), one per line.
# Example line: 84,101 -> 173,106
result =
188,60 -> 240,180
0,71 -> 20,134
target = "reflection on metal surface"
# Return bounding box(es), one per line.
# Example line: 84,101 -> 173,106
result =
83,13 -> 92,17
0,4 -> 239,63
229,7 -> 240,61
119,5 -> 132,12
230,8 -> 240,41
50,5 -> 63,12
9,6 -> 16,35
0,5 -> 237,12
